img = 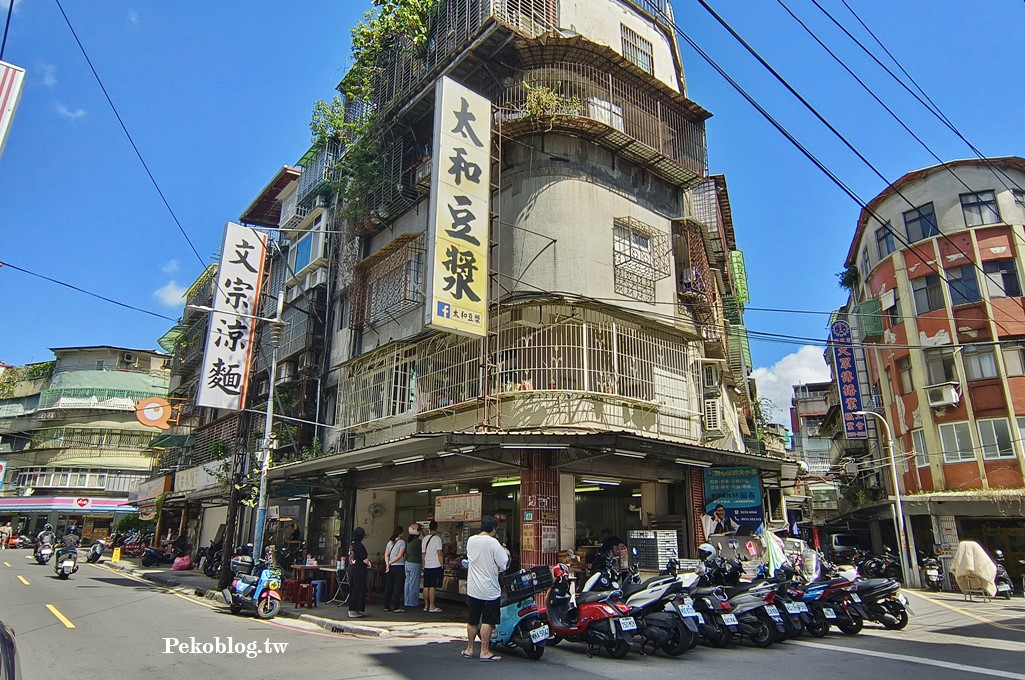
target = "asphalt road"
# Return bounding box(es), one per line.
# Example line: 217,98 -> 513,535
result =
3,549 -> 1024,680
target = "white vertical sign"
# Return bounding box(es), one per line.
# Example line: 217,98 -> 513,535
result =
423,76 -> 491,338
0,61 -> 26,159
196,222 -> 268,410
0,459 -> 7,491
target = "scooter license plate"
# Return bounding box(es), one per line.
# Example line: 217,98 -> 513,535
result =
785,603 -> 801,615
529,625 -> 550,644
997,584 -> 1011,592
683,596 -> 694,606
798,602 -> 809,613
679,605 -> 698,618
822,608 -> 837,620
765,605 -> 780,617
618,617 -> 637,632
721,614 -> 739,626
850,594 -> 862,603
926,569 -> 939,577
63,564 -> 74,573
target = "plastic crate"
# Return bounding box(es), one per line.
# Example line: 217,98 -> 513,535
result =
500,566 -> 553,604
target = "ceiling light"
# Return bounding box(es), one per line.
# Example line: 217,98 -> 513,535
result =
394,455 -> 424,466
631,493 -> 642,498
614,452 -> 646,459
418,489 -> 428,494
499,444 -> 568,450
580,478 -> 619,486
469,489 -> 479,494
325,469 -> 347,477
430,488 -> 441,492
507,493 -> 514,499
491,477 -> 521,487
674,459 -> 711,467
355,462 -> 383,471
574,486 -> 601,492
438,452 -> 455,458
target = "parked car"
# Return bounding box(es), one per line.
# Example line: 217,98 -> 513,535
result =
0,619 -> 21,680
828,534 -> 863,561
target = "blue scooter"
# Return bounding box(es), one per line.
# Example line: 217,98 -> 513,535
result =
223,553 -> 283,619
54,547 -> 79,579
491,567 -> 551,660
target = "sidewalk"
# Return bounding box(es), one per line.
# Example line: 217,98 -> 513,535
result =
101,557 -> 467,639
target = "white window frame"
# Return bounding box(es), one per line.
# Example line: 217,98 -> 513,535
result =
977,418 -> 1015,459
912,429 -> 928,467
963,344 -> 998,381
1002,340 -> 1025,377
704,398 -> 722,432
939,421 -> 975,463
983,259 -> 1021,298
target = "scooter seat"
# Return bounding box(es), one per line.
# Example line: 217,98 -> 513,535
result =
577,590 -> 617,605
237,574 -> 259,586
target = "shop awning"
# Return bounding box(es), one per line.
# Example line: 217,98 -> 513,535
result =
0,496 -> 133,513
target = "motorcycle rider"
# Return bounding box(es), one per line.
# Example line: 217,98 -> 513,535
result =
56,529 -> 80,561
35,524 -> 56,558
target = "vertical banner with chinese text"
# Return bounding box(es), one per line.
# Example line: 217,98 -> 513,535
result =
830,320 -> 867,439
424,76 -> 491,338
0,61 -> 27,159
196,222 -> 268,410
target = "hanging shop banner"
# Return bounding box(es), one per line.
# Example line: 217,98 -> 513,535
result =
197,222 -> 268,410
703,466 -> 763,527
0,459 -> 7,491
424,76 -> 491,338
0,61 -> 26,159
830,320 -> 867,440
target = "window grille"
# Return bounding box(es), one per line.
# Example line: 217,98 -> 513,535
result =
613,216 -> 670,302
621,24 -> 654,74
350,234 -> 425,328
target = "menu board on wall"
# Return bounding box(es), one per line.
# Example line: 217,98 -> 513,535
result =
434,493 -> 483,522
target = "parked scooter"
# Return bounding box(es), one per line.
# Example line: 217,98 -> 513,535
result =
222,549 -> 283,619
490,566 -> 552,659
919,552 -> 943,592
200,539 -> 223,578
86,538 -> 106,564
141,536 -> 188,568
54,547 -> 79,579
694,545 -> 783,647
994,550 -> 1014,599
541,564 -> 637,658
14,535 -> 34,550
583,556 -> 698,656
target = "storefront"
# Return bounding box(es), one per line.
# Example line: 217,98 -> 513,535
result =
0,496 -> 134,540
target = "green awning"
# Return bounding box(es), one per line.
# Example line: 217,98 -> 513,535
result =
157,325 -> 186,353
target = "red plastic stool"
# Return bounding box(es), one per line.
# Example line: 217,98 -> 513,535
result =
283,578 -> 299,602
295,583 -> 316,609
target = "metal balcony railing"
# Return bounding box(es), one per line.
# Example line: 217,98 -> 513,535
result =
173,317 -> 208,375
278,188 -> 310,232
182,265 -> 217,324
296,143 -> 339,206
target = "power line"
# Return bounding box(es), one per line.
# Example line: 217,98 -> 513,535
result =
0,0 -> 13,61
0,260 -> 177,322
52,0 -> 206,268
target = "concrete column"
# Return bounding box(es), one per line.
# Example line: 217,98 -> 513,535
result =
519,451 -> 559,568
640,482 -> 668,528
559,473 -> 576,552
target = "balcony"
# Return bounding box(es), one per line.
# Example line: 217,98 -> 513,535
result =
491,61 -> 706,188
856,299 -> 884,340
295,143 -> 339,206
173,317 -> 208,376
278,188 -> 310,233
182,265 -> 217,324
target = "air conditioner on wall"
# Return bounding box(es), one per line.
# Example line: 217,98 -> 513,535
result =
122,352 -> 136,365
926,383 -> 960,408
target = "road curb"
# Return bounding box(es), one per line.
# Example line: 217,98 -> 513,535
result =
102,561 -> 391,637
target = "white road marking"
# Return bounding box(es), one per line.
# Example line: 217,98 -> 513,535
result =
790,640 -> 1025,679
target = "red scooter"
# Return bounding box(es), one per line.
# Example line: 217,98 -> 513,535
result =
541,564 -> 638,658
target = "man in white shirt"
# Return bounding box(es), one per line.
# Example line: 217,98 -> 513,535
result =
421,520 -> 445,613
461,516 -> 509,662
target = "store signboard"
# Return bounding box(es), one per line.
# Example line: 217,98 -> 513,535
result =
424,76 -> 491,338
434,493 -> 483,522
830,320 -> 867,440
0,459 -> 7,491
703,466 -> 763,527
197,222 -> 268,410
0,61 -> 26,159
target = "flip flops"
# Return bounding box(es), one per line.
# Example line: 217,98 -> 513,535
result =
479,655 -> 502,662
460,651 -> 474,660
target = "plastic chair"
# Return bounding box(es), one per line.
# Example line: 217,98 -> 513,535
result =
295,583 -> 317,609
282,578 -> 299,602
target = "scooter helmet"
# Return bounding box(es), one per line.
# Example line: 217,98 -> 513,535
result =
43,524 -> 53,532
698,542 -> 717,561
995,549 -> 1004,559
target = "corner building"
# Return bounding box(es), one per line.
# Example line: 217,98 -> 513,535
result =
240,0 -> 786,574
843,157 -> 1025,580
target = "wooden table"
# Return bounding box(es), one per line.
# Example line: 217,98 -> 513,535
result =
289,565 -> 336,602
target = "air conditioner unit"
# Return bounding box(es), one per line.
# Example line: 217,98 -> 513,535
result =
123,352 -> 137,365
313,194 -> 328,209
509,306 -> 543,328
926,383 -> 960,408
276,362 -> 296,384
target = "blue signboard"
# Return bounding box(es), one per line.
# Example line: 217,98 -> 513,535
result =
830,320 -> 868,440
703,466 -> 763,528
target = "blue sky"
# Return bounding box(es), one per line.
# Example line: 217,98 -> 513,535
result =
1,0 -> 1023,423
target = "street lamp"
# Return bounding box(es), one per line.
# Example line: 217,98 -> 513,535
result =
853,409 -> 917,587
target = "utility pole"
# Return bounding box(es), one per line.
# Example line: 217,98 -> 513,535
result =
217,414 -> 249,591
253,291 -> 285,562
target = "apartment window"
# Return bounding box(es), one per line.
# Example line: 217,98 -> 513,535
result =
621,24 -> 654,74
978,418 -> 1015,459
904,203 -> 939,242
1018,417 -> 1025,454
1013,190 -> 1025,222
292,232 -> 314,273
924,348 -> 956,385
1001,340 -> 1025,376
963,344 -> 998,380
897,357 -> 913,394
960,190 -> 1000,227
861,245 -> 871,276
885,294 -> 901,327
912,274 -> 944,313
983,260 -> 1021,298
876,223 -> 897,257
947,265 -> 981,306
912,429 -> 929,467
939,421 -> 975,462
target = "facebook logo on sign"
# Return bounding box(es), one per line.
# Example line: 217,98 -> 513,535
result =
437,302 -> 451,319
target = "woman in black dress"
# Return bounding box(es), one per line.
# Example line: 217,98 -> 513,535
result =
348,527 -> 372,618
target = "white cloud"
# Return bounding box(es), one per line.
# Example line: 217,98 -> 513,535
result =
42,64 -> 57,88
0,1 -> 23,15
154,281 -> 186,307
55,104 -> 86,121
750,345 -> 831,426
161,259 -> 180,275
127,8 -> 138,23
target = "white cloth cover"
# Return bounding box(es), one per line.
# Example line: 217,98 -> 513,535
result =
950,540 -> 997,597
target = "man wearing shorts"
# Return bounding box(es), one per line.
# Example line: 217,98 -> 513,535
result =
421,520 -> 444,613
461,516 -> 509,662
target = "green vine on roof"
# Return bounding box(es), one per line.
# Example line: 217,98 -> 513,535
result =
0,362 -> 54,399
310,0 -> 442,220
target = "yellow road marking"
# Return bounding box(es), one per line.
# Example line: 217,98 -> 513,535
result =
3,562 -> 11,567
16,575 -> 29,585
45,604 -> 75,629
907,589 -> 1025,631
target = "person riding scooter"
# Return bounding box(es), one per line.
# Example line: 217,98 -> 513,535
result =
35,524 -> 56,558
56,530 -> 80,561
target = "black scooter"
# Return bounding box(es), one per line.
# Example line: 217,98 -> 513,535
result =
919,553 -> 943,592
994,550 -> 1014,599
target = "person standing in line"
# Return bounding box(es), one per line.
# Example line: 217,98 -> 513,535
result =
421,520 -> 444,613
0,522 -> 11,550
404,523 -> 423,610
460,516 -> 509,662
347,527 -> 372,619
383,526 -> 406,613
